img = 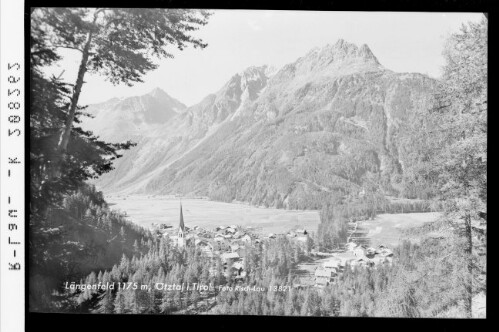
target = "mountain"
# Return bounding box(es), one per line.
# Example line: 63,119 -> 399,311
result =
81,87 -> 186,142
93,40 -> 437,209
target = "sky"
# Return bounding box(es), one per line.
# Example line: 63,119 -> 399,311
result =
44,10 -> 484,107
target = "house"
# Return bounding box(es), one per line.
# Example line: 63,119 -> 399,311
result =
240,234 -> 252,243
350,256 -> 371,269
225,227 -> 236,234
295,235 -> 308,243
315,278 -> 330,287
379,248 -> 393,257
345,242 -> 357,251
196,239 -> 214,257
315,268 -> 334,278
335,252 -> 357,267
366,247 -> 376,257
370,256 -> 386,268
232,261 -> 244,276
195,238 -> 212,247
268,233 -> 276,239
221,252 -> 240,263
159,223 -> 172,230
323,258 -> 340,270
384,256 -> 394,266
296,229 -> 308,235
221,252 -> 241,276
314,268 -> 337,286
353,247 -> 365,257
211,239 -> 229,252
233,231 -> 243,239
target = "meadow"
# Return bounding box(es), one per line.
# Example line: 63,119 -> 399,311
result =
106,195 -> 321,234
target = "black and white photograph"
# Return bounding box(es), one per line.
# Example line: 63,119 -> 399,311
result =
29,7 -> 487,318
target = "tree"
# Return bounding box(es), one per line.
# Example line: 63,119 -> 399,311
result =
96,289 -> 114,313
32,8 -> 211,178
428,18 -> 487,317
190,289 -> 200,310
30,12 -> 137,218
133,239 -> 140,255
113,288 -> 127,313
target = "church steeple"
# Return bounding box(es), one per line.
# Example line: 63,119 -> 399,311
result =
179,203 -> 185,232
177,202 -> 185,248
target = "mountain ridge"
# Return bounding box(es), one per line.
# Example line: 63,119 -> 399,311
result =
81,87 -> 187,142
86,40 -> 437,209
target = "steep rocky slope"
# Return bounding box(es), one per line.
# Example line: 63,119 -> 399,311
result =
88,39 -> 436,209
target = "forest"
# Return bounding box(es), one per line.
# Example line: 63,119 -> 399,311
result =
30,8 -> 486,318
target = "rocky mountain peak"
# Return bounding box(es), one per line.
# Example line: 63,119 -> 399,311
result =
314,39 -> 380,67
358,44 -> 377,61
95,41 -> 436,205
271,40 -> 384,87
216,65 -> 271,103
239,65 -> 271,98
146,87 -> 187,111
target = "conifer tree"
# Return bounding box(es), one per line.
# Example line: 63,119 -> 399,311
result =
96,289 -> 114,314
113,288 -> 126,314
428,17 -> 487,318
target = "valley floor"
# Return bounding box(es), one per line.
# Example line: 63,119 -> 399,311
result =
106,195 -> 321,234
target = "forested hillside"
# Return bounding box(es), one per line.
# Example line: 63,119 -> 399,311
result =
30,185 -> 153,311
29,7 -> 211,312
65,224 -> 484,317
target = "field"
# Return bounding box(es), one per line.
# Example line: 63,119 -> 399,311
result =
106,195 -> 321,234
107,194 -> 440,242
354,212 -> 441,247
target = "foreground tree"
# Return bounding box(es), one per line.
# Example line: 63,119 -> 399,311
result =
430,18 -> 487,317
29,8 -> 211,311
32,7 -> 211,178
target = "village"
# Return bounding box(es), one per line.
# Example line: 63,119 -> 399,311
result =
152,204 -> 394,288
310,243 -> 394,287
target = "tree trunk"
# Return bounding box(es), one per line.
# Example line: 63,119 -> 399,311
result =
462,154 -> 473,318
48,15 -> 98,182
464,211 -> 473,318
57,30 -> 94,154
